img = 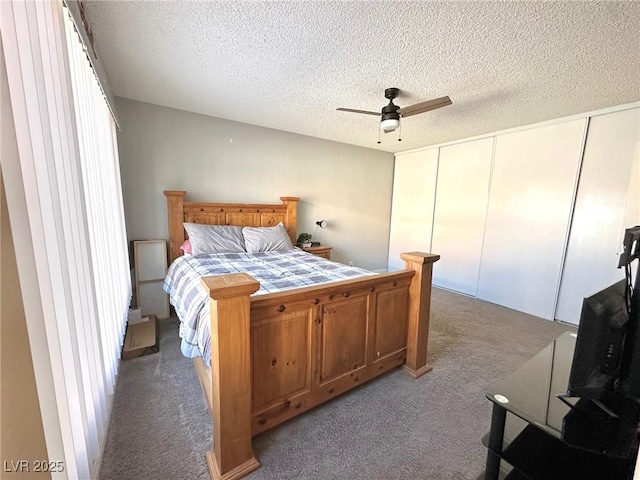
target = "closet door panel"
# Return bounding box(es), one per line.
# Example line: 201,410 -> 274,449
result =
432,138 -> 493,295
556,108 -> 640,325
477,119 -> 586,319
388,149 -> 438,271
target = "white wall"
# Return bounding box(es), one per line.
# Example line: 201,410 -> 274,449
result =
116,98 -> 394,271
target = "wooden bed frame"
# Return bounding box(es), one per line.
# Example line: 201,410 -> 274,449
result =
164,190 -> 440,480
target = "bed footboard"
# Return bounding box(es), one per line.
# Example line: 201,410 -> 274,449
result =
200,252 -> 439,480
200,274 -> 261,480
401,251 -> 439,378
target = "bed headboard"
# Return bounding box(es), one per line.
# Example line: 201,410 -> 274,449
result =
163,190 -> 300,263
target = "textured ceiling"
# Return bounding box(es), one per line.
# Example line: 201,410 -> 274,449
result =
84,1 -> 640,153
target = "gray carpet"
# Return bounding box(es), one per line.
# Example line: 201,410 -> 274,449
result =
99,288 -> 574,480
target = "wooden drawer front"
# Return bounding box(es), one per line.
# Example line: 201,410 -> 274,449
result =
227,212 -> 260,226
184,212 -> 225,225
303,247 -> 332,259
319,297 -> 368,384
373,287 -> 409,361
251,309 -> 313,412
260,213 -> 286,227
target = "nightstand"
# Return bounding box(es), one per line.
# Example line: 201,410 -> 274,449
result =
302,245 -> 332,260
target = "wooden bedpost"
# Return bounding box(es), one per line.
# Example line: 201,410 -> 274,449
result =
280,196 -> 299,245
164,190 -> 187,263
400,252 -> 440,378
201,273 -> 261,480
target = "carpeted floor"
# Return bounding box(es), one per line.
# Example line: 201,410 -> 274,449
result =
99,288 -> 574,480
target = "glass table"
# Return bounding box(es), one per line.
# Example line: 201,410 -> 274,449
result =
484,331 -> 639,480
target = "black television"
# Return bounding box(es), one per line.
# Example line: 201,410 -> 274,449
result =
616,226 -> 640,402
566,279 -> 628,400
563,226 -> 640,413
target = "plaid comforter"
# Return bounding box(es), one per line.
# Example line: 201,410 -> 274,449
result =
163,249 -> 374,365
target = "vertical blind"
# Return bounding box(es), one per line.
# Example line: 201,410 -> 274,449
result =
1,0 -> 130,478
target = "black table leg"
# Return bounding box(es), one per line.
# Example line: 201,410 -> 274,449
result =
485,402 -> 507,480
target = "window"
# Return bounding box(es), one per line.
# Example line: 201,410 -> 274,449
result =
1,1 -> 131,476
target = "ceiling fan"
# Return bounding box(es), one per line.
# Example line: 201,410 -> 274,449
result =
337,88 -> 452,134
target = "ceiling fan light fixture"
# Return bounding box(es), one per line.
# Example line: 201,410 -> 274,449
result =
380,104 -> 400,132
380,117 -> 400,132
336,88 -> 452,141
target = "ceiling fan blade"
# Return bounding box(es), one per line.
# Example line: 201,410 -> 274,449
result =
398,96 -> 452,118
336,108 -> 381,116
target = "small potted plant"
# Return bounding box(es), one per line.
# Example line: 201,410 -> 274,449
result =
296,233 -> 313,248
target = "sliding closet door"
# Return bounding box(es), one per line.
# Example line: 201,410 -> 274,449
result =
431,138 -> 493,295
388,148 -> 438,271
477,119 -> 586,320
556,108 -> 640,325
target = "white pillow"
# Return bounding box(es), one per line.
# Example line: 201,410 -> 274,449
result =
242,223 -> 294,252
183,223 -> 246,254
